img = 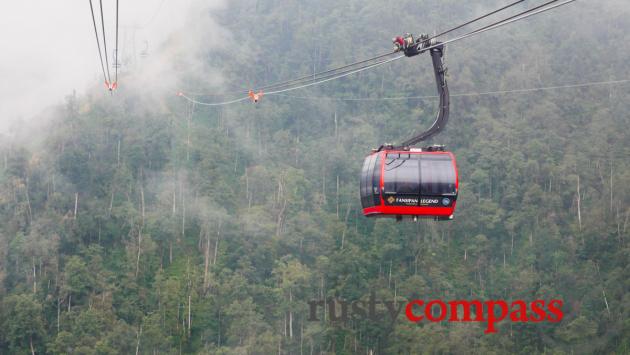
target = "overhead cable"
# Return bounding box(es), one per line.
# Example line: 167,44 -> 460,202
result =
426,0 -> 526,41
182,0 -> 530,97
88,0 -> 109,85
99,0 -> 112,85
272,79 -> 630,101
178,0 -> 577,106
114,0 -> 119,85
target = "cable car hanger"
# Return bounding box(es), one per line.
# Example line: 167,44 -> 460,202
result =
360,36 -> 456,221
376,0 -> 577,151
360,0 -> 577,221
377,35 -> 449,152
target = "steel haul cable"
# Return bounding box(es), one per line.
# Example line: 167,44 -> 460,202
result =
426,0 -> 526,41
176,94 -> 251,107
272,79 -> 630,101
88,0 -> 108,85
265,56 -> 405,95
183,0 -> 528,97
114,0 -> 119,86
394,0 -> 574,64
448,0 -> 565,43
99,0 -> 112,85
183,53 -> 396,97
256,0 -> 545,95
305,0 -> 573,96
178,56 -> 404,106
178,0 -> 577,106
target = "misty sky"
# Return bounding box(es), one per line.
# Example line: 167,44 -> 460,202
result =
0,0 -> 224,132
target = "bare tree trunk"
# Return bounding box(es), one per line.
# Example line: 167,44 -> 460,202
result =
340,205 -> 351,249
217,311 -> 221,346
275,175 -> 283,208
30,336 -> 35,355
135,324 -> 143,355
577,175 -> 582,231
32,258 -> 36,293
141,184 -> 145,221
245,168 -> 249,205
615,206 -> 622,244
597,160 -> 606,199
336,175 -> 339,217
24,178 -> 33,224
213,223 -> 221,266
295,135 -> 300,166
610,160 -> 613,213
172,179 -> 177,216
334,111 -> 339,146
186,104 -> 191,162
322,169 -> 327,204
136,185 -> 145,278
603,289 -> 611,316
182,189 -> 186,237
135,230 -> 143,278
388,260 -> 392,288
74,192 -> 79,219
289,288 -> 293,339
117,139 -> 121,167
204,228 -> 210,287
276,198 -> 287,237
57,297 -> 61,333
109,188 -> 115,215
188,293 -> 192,337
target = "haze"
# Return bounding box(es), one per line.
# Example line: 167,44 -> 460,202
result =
0,0 -> 225,132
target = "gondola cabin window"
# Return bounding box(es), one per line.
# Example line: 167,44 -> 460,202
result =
361,150 -> 458,220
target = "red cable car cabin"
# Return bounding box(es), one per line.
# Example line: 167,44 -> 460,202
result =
359,37 -> 457,220
360,149 -> 458,220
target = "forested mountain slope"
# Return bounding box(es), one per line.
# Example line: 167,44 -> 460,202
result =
1,0 -> 629,353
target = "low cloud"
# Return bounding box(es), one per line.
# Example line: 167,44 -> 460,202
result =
0,0 -> 228,132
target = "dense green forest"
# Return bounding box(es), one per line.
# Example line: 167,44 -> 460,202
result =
1,0 -> 629,353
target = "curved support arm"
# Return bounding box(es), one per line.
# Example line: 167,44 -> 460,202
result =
399,43 -> 449,148
378,43 -> 449,151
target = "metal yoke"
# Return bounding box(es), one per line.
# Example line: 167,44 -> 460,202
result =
378,35 -> 449,151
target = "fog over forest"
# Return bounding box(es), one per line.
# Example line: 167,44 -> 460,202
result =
0,0 -> 227,132
1,0 -> 629,354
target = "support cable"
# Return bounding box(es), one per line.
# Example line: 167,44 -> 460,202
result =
99,0 -> 112,85
178,56 -> 403,106
88,0 -> 109,85
427,0 -> 526,41
178,0 -> 577,106
273,79 -> 630,101
114,0 -> 119,86
184,0 -> 529,97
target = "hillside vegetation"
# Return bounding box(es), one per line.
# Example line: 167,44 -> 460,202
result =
1,0 -> 629,353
